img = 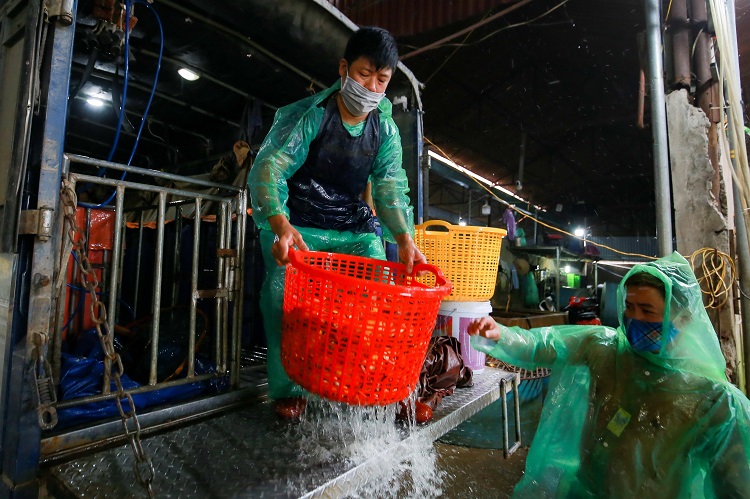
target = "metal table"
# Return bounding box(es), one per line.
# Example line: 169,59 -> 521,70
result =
45,367 -> 519,498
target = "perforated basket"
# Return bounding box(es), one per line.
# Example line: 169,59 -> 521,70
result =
281,248 -> 452,406
414,220 -> 506,301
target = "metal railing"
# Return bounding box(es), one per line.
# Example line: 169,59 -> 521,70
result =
51,153 -> 247,415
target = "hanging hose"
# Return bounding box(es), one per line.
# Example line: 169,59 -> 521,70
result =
104,0 -> 131,167
80,0 -> 164,208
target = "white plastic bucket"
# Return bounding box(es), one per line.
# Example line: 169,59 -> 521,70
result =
433,301 -> 492,373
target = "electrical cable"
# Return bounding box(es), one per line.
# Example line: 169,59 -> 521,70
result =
400,0 -> 534,61
423,10 -> 492,85
689,248 -> 736,309
437,0 -> 572,49
423,136 -> 658,260
708,0 -> 750,218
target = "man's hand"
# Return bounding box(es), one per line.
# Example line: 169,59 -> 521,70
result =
467,316 -> 501,341
394,233 -> 427,274
268,214 -> 309,266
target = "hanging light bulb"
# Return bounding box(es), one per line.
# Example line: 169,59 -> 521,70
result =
481,199 -> 491,216
458,216 -> 467,227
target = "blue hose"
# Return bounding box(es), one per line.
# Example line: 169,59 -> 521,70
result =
81,0 -> 164,208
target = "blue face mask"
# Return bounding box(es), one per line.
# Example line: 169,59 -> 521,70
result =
624,317 -> 677,353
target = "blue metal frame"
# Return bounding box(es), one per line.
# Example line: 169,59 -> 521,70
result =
0,2 -> 78,496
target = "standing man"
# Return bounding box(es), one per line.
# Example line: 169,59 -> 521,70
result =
248,27 -> 425,419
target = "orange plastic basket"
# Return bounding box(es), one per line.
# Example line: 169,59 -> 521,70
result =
281,248 -> 452,406
414,220 -> 507,301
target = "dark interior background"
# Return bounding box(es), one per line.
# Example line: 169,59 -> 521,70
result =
65,0 -> 750,238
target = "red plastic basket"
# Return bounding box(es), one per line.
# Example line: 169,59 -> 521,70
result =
281,248 -> 452,406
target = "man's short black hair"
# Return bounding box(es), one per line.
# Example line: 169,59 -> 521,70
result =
625,272 -> 666,299
344,26 -> 399,71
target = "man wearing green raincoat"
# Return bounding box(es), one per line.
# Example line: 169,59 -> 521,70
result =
248,27 -> 425,418
469,252 -> 750,497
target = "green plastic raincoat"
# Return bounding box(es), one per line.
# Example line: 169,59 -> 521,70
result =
248,79 -> 414,242
248,81 -> 415,399
472,252 -> 750,497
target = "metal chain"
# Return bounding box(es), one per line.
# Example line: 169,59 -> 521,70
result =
60,179 -> 155,497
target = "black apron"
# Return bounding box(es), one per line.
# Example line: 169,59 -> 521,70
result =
287,96 -> 380,233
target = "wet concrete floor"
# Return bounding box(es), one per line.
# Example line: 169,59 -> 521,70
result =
435,443 -> 529,498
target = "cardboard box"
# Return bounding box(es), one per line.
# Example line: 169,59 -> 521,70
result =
492,309 -> 568,329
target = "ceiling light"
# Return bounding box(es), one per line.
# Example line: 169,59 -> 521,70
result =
86,97 -> 105,108
178,68 -> 200,81
574,228 -> 585,237
564,265 -> 570,274
458,217 -> 467,227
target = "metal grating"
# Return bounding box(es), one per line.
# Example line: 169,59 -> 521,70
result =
46,368 -> 517,498
487,358 -> 550,380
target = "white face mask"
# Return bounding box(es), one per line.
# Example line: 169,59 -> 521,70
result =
340,70 -> 385,116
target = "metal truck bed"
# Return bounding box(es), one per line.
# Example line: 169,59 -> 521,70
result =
44,367 -> 519,498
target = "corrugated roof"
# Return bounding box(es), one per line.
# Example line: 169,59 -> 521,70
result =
326,0 -> 518,36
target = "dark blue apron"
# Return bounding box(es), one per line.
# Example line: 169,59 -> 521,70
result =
287,96 -> 380,233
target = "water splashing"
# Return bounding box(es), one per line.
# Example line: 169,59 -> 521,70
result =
284,396 -> 444,498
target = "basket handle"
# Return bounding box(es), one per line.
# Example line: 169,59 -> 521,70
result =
412,262 -> 450,288
415,219 -> 455,232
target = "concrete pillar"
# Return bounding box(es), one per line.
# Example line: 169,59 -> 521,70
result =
667,89 -> 739,381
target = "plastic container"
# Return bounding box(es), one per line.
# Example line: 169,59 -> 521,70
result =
281,248 -> 452,406
414,220 -> 506,301
433,300 -> 492,373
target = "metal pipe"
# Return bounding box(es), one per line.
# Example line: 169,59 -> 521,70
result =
67,153 -> 243,192
149,192 -> 167,385
68,173 -> 234,203
420,153 -> 430,224
732,183 -> 750,393
667,0 -> 691,88
188,199 -> 201,378
724,0 -> 750,395
54,371 -> 225,409
220,204 -> 231,372
134,211 -> 144,318
645,0 -> 675,256
232,191 -> 248,388
108,186 -> 125,336
172,206 -> 182,307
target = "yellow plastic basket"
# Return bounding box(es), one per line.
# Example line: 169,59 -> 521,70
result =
414,220 -> 506,301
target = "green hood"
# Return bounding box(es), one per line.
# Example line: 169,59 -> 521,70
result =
617,252 -> 728,383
